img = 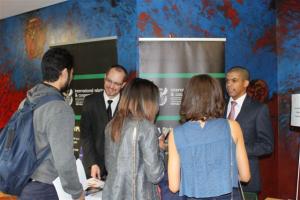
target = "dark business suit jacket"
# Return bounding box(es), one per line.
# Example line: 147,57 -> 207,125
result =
226,95 -> 273,192
80,91 -> 115,178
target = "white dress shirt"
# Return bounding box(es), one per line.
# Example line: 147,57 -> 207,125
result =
103,91 -> 120,116
226,93 -> 247,120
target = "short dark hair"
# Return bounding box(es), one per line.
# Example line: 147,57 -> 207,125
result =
106,64 -> 128,81
41,48 -> 73,82
180,74 -> 225,122
226,66 -> 250,81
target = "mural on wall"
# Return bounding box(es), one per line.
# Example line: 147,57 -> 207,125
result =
0,0 -> 299,198
0,73 -> 27,128
277,0 -> 300,197
247,79 -> 269,103
0,0 -> 136,128
1,0 -> 278,127
24,17 -> 47,60
137,0 -> 277,97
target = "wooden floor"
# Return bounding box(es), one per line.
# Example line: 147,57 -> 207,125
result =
0,192 -> 17,200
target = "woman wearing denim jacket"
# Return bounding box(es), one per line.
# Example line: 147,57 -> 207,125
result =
102,78 -> 165,200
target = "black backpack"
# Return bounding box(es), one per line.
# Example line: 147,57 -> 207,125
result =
0,94 -> 64,195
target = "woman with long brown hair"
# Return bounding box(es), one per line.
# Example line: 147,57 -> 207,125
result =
168,74 -> 250,200
102,78 -> 164,200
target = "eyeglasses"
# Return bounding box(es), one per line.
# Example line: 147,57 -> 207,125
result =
105,77 -> 123,87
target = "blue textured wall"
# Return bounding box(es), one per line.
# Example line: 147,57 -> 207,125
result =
137,0 -> 277,96
277,0 -> 300,197
0,0 -> 299,198
0,0 -> 136,88
0,0 -> 137,127
0,0 -> 278,97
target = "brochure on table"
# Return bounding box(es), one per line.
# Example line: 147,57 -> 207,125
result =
53,159 -> 102,200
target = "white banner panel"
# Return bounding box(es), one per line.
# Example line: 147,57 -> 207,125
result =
291,94 -> 300,127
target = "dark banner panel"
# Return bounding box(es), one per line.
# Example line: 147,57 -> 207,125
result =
52,37 -> 117,157
139,38 -> 225,133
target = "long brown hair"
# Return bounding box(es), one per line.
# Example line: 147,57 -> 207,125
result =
110,78 -> 159,142
180,74 -> 225,123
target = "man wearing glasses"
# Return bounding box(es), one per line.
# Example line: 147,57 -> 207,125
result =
80,65 -> 128,180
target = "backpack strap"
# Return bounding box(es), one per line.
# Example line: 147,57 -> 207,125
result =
22,94 -> 65,110
33,94 -> 65,109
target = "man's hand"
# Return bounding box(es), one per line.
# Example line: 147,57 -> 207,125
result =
90,164 -> 101,179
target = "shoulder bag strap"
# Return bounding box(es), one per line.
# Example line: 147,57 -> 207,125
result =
132,121 -> 139,200
230,126 -> 233,200
230,120 -> 245,200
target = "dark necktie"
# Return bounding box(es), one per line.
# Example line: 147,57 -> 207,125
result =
228,101 -> 237,120
107,100 -> 113,121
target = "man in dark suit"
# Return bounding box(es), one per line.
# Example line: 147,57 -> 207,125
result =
225,66 -> 273,194
80,65 -> 127,179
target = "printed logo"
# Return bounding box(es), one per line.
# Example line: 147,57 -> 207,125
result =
159,88 -> 168,106
64,89 -> 73,106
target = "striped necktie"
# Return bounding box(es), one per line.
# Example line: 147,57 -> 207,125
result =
228,101 -> 237,120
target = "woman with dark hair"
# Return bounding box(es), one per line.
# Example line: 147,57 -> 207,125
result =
168,74 -> 250,200
102,78 -> 164,200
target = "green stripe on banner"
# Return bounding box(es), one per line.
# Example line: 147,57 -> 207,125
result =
73,73 -> 105,80
157,115 -> 180,121
75,115 -> 81,120
210,73 -> 225,78
76,115 -> 179,121
139,73 -> 225,79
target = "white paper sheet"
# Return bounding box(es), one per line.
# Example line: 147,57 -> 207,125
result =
53,159 -> 102,200
291,94 -> 300,127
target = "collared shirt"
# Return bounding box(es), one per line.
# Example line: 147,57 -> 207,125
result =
226,93 -> 247,120
103,91 -> 120,116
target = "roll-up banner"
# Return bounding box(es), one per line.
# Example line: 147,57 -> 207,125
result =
51,37 -> 118,157
139,38 -> 226,134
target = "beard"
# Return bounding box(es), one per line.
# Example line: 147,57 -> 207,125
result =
61,82 -> 70,93
60,71 -> 72,93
